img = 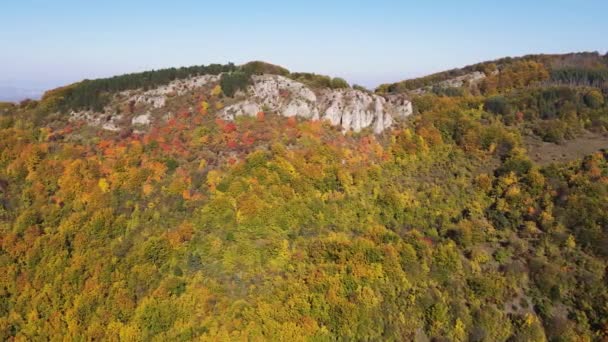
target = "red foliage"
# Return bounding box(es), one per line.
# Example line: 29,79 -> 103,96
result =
160,143 -> 172,153
223,122 -> 237,134
166,118 -> 177,127
420,237 -> 434,246
227,139 -> 239,149
215,119 -> 237,133
178,110 -> 191,119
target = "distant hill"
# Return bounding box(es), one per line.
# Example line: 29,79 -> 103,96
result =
0,85 -> 43,102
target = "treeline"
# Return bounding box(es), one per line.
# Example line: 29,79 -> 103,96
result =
483,85 -> 607,143
550,67 -> 608,88
37,60 -> 353,112
43,63 -> 237,112
289,72 -> 350,89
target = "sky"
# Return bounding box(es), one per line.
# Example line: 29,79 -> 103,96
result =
1,0 -> 607,99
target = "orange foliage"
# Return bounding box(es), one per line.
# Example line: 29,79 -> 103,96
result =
256,111 -> 265,122
286,117 -> 297,128
241,131 -> 255,146
166,223 -> 195,248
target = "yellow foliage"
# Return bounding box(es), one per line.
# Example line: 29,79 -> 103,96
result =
200,101 -> 210,115
98,178 -> 110,193
565,235 -> 576,249
500,171 -> 518,187
211,85 -> 222,97
206,170 -> 222,190
505,184 -> 521,198
524,313 -> 537,327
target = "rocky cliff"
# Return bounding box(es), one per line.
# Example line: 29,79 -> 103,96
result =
221,75 -> 412,134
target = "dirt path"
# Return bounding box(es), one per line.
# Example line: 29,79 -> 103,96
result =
526,131 -> 608,165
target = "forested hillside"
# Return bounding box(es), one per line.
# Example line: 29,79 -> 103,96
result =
0,54 -> 607,341
377,52 -> 608,95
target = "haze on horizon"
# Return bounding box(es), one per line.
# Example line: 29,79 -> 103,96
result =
1,0 -> 607,101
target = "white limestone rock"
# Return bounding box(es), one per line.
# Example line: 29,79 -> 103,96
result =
102,122 -> 121,132
220,75 -> 412,133
131,113 -> 151,125
221,101 -> 262,120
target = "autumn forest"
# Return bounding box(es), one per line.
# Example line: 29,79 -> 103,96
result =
0,52 -> 608,341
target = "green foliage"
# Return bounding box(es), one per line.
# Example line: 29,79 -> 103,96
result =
352,84 -> 369,92
551,67 -> 608,88
584,89 -> 605,108
220,71 -> 251,97
432,86 -> 465,97
330,77 -> 350,89
289,72 -> 333,89
485,95 -> 512,115
240,61 -> 290,76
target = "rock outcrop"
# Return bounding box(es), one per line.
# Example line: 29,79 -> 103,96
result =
411,71 -> 486,94
220,75 -> 412,133
122,74 -> 221,109
70,73 -> 412,134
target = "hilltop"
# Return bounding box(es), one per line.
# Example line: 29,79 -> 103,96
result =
0,53 -> 607,340
27,61 -> 412,135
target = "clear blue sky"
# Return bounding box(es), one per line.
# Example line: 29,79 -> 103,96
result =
1,0 -> 607,92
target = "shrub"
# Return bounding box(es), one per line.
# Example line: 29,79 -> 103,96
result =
352,84 -> 369,92
432,86 -> 465,97
497,156 -> 533,177
584,89 -> 605,108
289,73 -> 332,89
485,95 -> 512,115
330,77 -> 350,89
240,61 -> 290,76
533,120 -> 570,143
220,71 -> 251,97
